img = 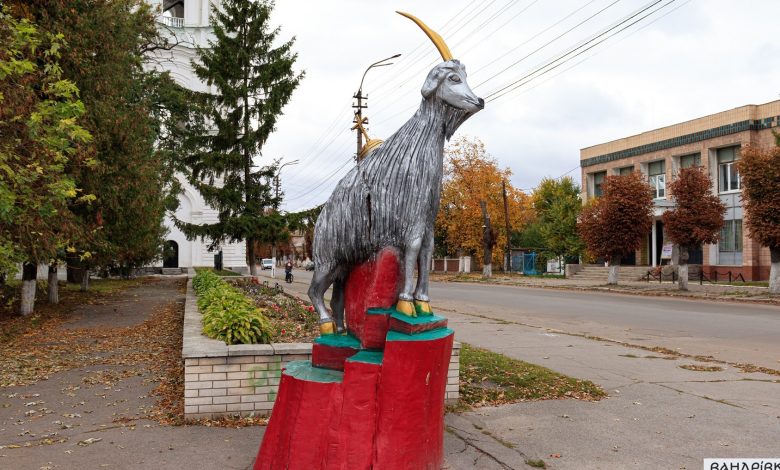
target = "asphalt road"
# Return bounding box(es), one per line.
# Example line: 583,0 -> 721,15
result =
268,269 -> 780,370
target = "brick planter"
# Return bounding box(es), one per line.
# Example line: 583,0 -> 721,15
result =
183,279 -> 460,419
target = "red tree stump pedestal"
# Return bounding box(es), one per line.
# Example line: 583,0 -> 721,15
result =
254,249 -> 454,470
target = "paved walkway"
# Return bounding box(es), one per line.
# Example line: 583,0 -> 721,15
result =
0,277 -> 262,470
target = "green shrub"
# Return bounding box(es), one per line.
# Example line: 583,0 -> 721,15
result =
192,270 -> 273,344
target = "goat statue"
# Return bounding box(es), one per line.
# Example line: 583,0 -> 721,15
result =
309,12 -> 484,334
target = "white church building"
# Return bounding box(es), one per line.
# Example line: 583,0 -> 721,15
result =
147,0 -> 247,272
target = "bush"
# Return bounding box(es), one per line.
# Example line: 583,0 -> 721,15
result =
192,270 -> 273,344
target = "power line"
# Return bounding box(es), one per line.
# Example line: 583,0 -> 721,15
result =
485,0 -> 673,102
470,0 -> 600,76
491,0 -> 694,105
474,0 -> 625,90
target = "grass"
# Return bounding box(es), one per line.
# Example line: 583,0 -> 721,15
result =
194,267 -> 241,277
710,280 -> 768,287
526,458 -> 547,468
455,343 -> 605,410
679,364 -> 723,372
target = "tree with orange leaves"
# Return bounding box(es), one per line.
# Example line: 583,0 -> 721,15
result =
577,172 -> 653,285
738,144 -> 780,294
662,167 -> 725,291
435,136 -> 532,275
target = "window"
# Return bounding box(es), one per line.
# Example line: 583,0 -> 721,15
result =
592,171 -> 606,197
679,153 -> 701,169
618,166 -> 634,176
648,160 -> 665,199
717,146 -> 740,192
719,219 -> 743,265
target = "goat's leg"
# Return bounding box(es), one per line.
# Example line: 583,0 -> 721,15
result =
413,230 -> 434,315
330,273 -> 346,333
396,235 -> 423,317
308,265 -> 337,335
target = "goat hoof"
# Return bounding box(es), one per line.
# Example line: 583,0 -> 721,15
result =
319,320 -> 336,335
395,300 -> 416,317
414,300 -> 432,316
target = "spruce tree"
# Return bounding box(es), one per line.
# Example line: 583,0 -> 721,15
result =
180,0 -> 303,275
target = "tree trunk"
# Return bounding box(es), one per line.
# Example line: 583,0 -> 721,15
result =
607,255 -> 620,285
482,263 -> 492,278
20,263 -> 37,316
770,247 -> 780,295
678,246 -> 689,291
271,244 -> 277,278
248,237 -> 257,276
80,268 -> 89,292
48,264 -> 59,304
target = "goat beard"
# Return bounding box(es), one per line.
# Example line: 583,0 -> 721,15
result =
443,106 -> 476,140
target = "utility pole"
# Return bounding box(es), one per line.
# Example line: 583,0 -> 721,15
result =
352,54 -> 401,161
480,200 -> 494,278
502,180 -> 511,272
352,93 -> 368,159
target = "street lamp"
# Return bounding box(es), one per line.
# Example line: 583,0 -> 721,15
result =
270,159 -> 299,277
353,53 -> 401,159
275,159 -> 300,201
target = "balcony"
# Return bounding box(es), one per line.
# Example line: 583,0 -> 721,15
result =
158,15 -> 184,28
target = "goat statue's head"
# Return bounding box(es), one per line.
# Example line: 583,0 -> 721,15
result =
398,11 -> 484,137
421,60 -> 483,113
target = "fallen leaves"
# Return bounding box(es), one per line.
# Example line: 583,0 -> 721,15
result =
77,437 -> 102,446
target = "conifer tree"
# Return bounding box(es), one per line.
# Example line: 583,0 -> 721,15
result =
180,0 -> 303,275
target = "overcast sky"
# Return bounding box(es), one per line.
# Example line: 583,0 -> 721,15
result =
257,0 -> 780,212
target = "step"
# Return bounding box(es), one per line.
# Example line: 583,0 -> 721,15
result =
389,311 -> 448,335
311,333 -> 361,371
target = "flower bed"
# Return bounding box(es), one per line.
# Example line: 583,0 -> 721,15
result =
231,278 -> 319,343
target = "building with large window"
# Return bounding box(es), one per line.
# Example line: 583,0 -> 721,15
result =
580,100 -> 780,281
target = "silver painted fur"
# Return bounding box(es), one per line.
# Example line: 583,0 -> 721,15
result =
308,60 -> 484,329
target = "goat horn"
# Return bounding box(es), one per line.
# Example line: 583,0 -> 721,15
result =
396,11 -> 453,62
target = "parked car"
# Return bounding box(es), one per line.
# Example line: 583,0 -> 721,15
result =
261,258 -> 273,270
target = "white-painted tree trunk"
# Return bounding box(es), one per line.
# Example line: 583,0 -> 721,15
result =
48,265 -> 59,304
678,246 -> 689,291
607,256 -> 620,285
678,264 -> 689,291
80,270 -> 89,292
20,263 -> 37,315
770,247 -> 780,295
483,263 -> 492,278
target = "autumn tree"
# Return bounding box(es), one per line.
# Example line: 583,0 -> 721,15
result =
532,176 -> 584,265
179,0 -> 303,275
577,172 -> 653,285
436,136 -> 532,272
0,9 -> 92,314
12,0 -> 193,282
738,145 -> 780,294
662,167 -> 725,290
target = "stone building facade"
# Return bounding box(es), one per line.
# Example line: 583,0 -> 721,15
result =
146,0 -> 247,271
580,100 -> 780,281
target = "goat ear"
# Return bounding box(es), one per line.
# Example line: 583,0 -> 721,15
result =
421,68 -> 444,99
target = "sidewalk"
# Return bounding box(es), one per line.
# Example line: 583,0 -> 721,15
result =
444,309 -> 780,469
431,272 -> 779,306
